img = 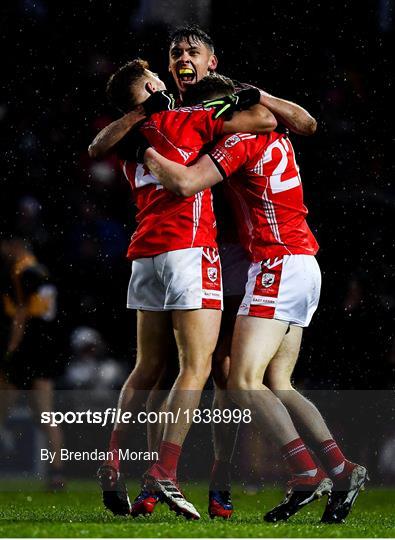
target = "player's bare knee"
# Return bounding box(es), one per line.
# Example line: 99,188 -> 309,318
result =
266,372 -> 294,393
236,369 -> 264,390
179,349 -> 212,374
179,360 -> 212,386
135,353 -> 163,374
227,374 -> 251,403
128,361 -> 162,389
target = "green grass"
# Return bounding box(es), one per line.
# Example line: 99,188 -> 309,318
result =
0,481 -> 394,538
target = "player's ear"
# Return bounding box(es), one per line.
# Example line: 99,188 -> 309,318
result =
145,82 -> 155,95
208,54 -> 218,71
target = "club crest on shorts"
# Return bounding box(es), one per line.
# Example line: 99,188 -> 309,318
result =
261,272 -> 275,288
207,267 -> 218,282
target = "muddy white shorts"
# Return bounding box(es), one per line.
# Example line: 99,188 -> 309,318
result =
238,255 -> 321,327
127,247 -> 223,311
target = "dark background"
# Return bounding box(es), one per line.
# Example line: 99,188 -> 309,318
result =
1,0 -> 394,390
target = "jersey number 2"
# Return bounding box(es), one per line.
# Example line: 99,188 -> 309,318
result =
265,138 -> 301,193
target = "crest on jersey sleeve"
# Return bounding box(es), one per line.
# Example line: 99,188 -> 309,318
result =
261,272 -> 275,288
207,267 -> 218,282
224,134 -> 241,148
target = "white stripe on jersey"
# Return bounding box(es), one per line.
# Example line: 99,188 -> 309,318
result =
228,183 -> 254,255
249,144 -> 293,255
262,190 -> 282,244
252,155 -> 264,176
238,133 -> 257,140
261,191 -> 291,255
252,138 -> 287,176
123,160 -> 129,182
191,191 -> 203,246
211,148 -> 227,163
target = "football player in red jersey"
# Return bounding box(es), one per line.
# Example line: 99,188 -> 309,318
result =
168,26 -> 318,521
142,75 -> 369,524
90,25 -> 319,520
94,59 -> 278,520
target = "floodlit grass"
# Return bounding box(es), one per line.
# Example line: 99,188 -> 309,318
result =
0,480 -> 394,537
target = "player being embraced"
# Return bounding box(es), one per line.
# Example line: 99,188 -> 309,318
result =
90,25 -> 320,521
167,25 -> 320,521
143,75 -> 368,524
93,59 -> 278,520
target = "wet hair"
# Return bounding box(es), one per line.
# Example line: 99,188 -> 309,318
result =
106,59 -> 149,112
169,24 -> 215,52
183,74 -> 235,106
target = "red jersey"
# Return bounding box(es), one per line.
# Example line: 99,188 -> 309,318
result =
121,106 -> 224,260
209,132 -> 319,261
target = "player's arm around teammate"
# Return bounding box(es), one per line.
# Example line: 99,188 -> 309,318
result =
144,147 -> 222,197
141,79 -> 318,198
88,109 -> 146,159
142,138 -> 321,427
88,92 -> 277,161
142,147 -> 320,454
259,90 -> 317,135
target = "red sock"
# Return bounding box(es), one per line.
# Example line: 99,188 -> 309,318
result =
150,441 -> 181,480
210,459 -> 231,490
317,439 -> 355,479
107,430 -> 121,471
282,438 -> 324,485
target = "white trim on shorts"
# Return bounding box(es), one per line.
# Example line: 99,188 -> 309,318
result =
127,247 -> 223,311
238,254 -> 321,327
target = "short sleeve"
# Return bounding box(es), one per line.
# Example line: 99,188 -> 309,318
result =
208,134 -> 252,179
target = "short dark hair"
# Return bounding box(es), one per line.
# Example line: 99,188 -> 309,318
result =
106,59 -> 149,112
183,74 -> 235,106
169,25 -> 214,52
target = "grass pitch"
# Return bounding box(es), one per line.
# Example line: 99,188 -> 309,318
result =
0,480 -> 394,538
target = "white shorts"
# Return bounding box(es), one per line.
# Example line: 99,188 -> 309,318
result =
238,254 -> 321,327
127,247 -> 223,311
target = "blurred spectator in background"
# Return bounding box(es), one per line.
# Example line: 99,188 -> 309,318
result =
0,235 -> 65,489
63,326 -> 126,399
378,433 -> 395,482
